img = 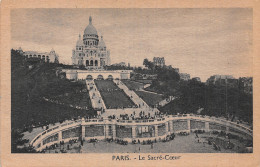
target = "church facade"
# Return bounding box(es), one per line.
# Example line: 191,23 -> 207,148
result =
71,16 -> 111,69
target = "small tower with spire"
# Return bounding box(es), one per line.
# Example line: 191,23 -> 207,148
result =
89,16 -> 92,24
76,33 -> 83,50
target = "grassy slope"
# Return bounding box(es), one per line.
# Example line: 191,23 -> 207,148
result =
11,50 -> 94,131
135,91 -> 163,107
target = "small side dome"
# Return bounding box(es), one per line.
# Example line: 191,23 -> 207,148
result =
76,34 -> 84,46
50,48 -> 55,54
98,36 -> 106,48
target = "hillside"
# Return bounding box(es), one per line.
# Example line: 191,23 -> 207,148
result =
133,61 -> 253,125
11,49 -> 94,132
158,79 -> 253,125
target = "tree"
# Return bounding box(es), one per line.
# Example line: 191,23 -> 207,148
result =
143,58 -> 149,67
11,129 -> 37,153
143,58 -> 154,70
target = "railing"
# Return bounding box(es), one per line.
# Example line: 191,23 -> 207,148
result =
30,114 -> 253,150
30,120 -> 82,146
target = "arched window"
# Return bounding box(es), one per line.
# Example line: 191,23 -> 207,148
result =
95,60 -> 98,66
86,75 -> 93,80
86,60 -> 89,66
90,60 -> 93,66
33,54 -> 36,57
78,60 -> 83,65
38,55 -> 41,58
97,75 -> 104,80
108,75 -> 113,80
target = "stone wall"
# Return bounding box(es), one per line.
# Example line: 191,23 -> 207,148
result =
30,115 -> 253,151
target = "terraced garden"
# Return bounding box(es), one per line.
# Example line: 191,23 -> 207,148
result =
94,80 -> 135,109
50,89 -> 91,109
121,80 -> 144,90
134,91 -> 164,107
94,80 -> 118,90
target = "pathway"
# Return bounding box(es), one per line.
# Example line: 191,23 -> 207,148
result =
86,80 -> 106,110
108,80 -> 160,117
114,80 -> 150,109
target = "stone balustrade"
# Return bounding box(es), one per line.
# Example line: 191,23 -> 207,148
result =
30,114 -> 253,151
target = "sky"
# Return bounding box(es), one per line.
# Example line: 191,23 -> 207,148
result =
11,8 -> 253,81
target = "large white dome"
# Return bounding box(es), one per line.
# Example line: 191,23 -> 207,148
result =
84,16 -> 98,36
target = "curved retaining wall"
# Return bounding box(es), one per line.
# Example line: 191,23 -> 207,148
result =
30,114 -> 253,151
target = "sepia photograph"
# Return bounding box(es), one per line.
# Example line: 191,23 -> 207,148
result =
10,8 -> 254,155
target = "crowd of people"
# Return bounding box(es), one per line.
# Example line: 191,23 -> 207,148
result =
107,110 -> 163,121
36,126 -> 252,153
39,137 -> 84,153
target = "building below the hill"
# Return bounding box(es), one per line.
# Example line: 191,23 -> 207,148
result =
239,77 -> 253,94
20,47 -> 59,63
63,69 -> 132,80
153,57 -> 165,67
206,75 -> 238,87
179,73 -> 190,81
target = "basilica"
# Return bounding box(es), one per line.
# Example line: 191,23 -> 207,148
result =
71,16 -> 111,69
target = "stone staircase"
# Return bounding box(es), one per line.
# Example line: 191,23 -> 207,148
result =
86,80 -> 106,110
